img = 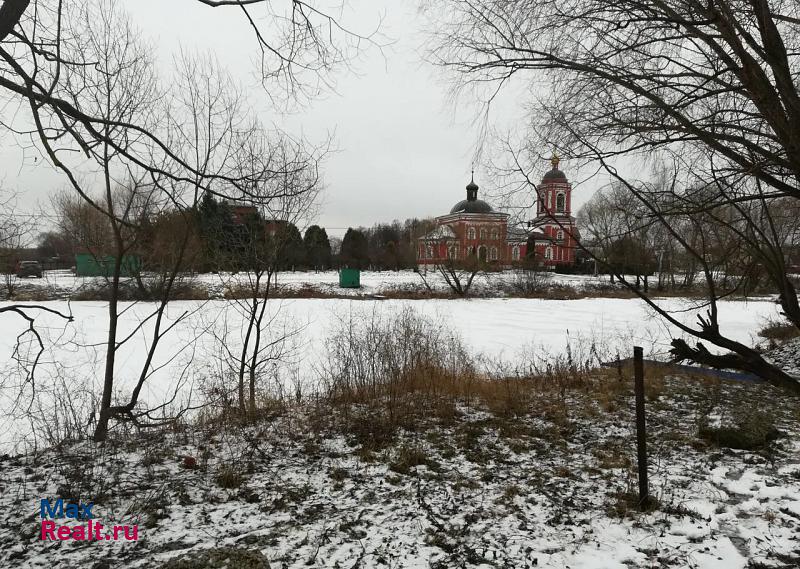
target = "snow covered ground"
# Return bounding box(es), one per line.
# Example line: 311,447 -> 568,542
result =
0,296 -> 782,453
0,375 -> 797,568
766,338 -> 800,378
11,268 -> 621,299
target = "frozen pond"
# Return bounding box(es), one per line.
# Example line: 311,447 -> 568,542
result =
0,296 -> 779,451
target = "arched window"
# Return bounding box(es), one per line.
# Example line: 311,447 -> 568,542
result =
478,246 -> 487,261
490,228 -> 499,240
556,230 -> 564,241
512,246 -> 520,261
467,246 -> 475,256
556,193 -> 566,213
489,247 -> 498,261
467,227 -> 476,240
480,228 -> 487,240
545,247 -> 552,260
448,245 -> 458,260
426,245 -> 434,259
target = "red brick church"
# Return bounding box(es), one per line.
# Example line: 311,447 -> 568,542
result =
417,155 -> 579,269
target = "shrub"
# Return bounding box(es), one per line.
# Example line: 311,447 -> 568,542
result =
215,465 -> 244,489
389,445 -> 437,475
321,306 -> 474,417
758,318 -> 800,346
699,405 -> 780,450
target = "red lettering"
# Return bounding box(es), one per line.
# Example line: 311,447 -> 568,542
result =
123,525 -> 138,541
113,526 -> 121,540
94,521 -> 104,540
40,521 -> 56,540
72,525 -> 86,541
57,526 -> 71,540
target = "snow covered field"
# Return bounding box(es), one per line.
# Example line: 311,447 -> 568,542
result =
12,268 -> 618,298
0,296 -> 781,453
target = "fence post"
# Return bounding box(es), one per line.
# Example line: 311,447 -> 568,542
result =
633,345 -> 649,508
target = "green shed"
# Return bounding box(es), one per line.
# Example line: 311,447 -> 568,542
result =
75,253 -> 141,277
339,268 -> 361,288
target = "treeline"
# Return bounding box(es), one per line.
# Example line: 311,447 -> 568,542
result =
338,219 -> 436,270
578,183 -> 800,293
36,193 -> 438,272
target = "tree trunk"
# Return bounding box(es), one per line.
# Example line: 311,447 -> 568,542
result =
93,255 -> 123,442
671,338 -> 800,394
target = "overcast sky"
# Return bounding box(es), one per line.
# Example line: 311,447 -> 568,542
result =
1,0 -> 600,239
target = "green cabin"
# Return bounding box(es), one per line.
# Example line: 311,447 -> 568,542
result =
75,253 -> 141,277
338,268 -> 361,288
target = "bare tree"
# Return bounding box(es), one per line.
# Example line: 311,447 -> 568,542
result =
0,189 -> 73,385
578,183 -> 658,291
427,0 -> 800,391
428,254 -> 484,297
0,191 -> 29,298
210,125 -> 324,415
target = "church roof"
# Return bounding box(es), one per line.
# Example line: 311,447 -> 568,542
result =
450,199 -> 494,214
543,153 -> 568,181
543,168 -> 567,181
450,173 -> 495,214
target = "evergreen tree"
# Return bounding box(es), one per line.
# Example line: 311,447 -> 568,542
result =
274,222 -> 305,270
303,225 -> 332,270
340,228 -> 370,269
196,192 -> 235,270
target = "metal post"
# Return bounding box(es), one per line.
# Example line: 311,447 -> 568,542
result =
633,346 -> 649,507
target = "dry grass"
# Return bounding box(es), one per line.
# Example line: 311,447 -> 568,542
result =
758,318 -> 800,347
699,405 -> 780,450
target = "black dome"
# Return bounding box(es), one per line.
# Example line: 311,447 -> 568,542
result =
543,168 -> 567,180
450,199 -> 494,214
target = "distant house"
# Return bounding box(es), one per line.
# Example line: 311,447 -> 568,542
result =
230,205 -> 258,225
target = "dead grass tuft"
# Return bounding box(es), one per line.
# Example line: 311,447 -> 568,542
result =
699,405 -> 780,450
758,318 -> 800,347
215,465 -> 245,489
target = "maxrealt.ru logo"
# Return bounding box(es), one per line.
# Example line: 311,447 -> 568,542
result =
39,498 -> 139,541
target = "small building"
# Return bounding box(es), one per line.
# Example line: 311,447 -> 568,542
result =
75,252 -> 141,277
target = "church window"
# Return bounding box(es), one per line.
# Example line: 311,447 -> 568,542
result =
426,245 -> 434,259
556,193 -> 566,213
480,228 -> 487,240
556,230 -> 564,241
512,246 -> 520,261
545,247 -> 552,260
467,227 -> 476,240
490,228 -> 498,240
489,247 -> 498,261
448,245 -> 458,260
